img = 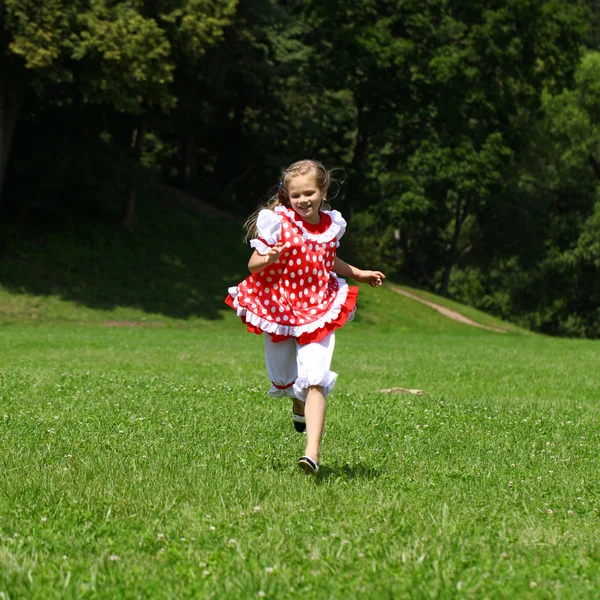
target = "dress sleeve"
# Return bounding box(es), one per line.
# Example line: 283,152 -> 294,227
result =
328,210 -> 347,245
250,209 -> 282,255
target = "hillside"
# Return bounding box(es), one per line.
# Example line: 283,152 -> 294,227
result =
0,191 -> 519,335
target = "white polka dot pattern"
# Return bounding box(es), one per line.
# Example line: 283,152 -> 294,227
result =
235,210 -> 343,327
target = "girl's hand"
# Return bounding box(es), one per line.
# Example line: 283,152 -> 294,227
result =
248,243 -> 285,273
265,243 -> 284,266
357,270 -> 386,287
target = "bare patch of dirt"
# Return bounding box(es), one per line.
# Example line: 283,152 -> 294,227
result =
389,285 -> 507,333
377,387 -> 424,395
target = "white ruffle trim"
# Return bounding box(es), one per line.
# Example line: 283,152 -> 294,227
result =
250,206 -> 347,249
266,370 -> 338,400
293,370 -> 338,401
228,276 -> 353,338
267,385 -> 297,399
274,206 -> 347,243
249,239 -> 270,255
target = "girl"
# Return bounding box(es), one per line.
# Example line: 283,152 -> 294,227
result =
225,159 -> 385,474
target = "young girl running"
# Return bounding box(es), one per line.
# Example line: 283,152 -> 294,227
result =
225,159 -> 385,474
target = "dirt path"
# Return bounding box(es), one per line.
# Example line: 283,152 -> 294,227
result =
388,285 -> 507,333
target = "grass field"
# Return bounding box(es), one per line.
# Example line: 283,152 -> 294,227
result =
1,201 -> 600,598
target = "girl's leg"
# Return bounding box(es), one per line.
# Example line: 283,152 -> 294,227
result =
304,385 -> 326,463
295,333 -> 336,464
293,397 -> 305,418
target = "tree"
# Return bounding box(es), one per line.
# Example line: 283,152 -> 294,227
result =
319,0 -> 585,295
0,0 -> 237,214
452,51 -> 600,337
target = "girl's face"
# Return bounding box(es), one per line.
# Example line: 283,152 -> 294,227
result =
286,171 -> 324,224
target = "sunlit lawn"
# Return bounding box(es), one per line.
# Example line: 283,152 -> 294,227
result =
1,284 -> 599,598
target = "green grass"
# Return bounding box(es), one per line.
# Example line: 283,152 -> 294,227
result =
1,199 -> 600,598
2,312 -> 600,599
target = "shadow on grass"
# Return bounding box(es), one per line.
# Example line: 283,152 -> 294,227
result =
316,462 -> 385,482
0,196 -> 249,321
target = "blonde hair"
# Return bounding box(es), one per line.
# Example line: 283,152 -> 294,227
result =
244,159 -> 335,242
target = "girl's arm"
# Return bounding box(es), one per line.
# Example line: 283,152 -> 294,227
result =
334,257 -> 385,287
248,243 -> 284,273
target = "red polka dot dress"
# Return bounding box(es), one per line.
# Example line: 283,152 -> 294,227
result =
225,206 -> 358,345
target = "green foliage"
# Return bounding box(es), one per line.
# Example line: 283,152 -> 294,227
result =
395,0 -> 583,290
4,0 -> 65,69
3,0 -> 237,112
0,0 -> 237,223
71,4 -> 175,112
306,0 -> 585,298
159,0 -> 238,60
450,50 -> 600,338
384,134 -> 511,284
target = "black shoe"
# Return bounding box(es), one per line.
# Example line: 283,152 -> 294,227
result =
298,455 -> 319,474
292,412 -> 306,433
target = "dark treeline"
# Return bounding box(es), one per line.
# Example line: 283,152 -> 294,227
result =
1,0 -> 599,337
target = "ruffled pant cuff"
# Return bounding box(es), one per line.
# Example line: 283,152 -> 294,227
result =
267,385 -> 297,399
293,370 -> 338,402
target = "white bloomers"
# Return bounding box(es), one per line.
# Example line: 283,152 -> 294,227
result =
264,332 -> 337,401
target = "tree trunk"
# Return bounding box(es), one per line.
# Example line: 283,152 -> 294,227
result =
401,236 -> 436,291
0,56 -> 26,209
415,253 -> 436,291
122,118 -> 146,229
438,195 -> 470,297
589,154 -> 600,181
214,96 -> 246,190
222,165 -> 252,198
586,0 -> 598,49
343,101 -> 370,215
183,131 -> 197,180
